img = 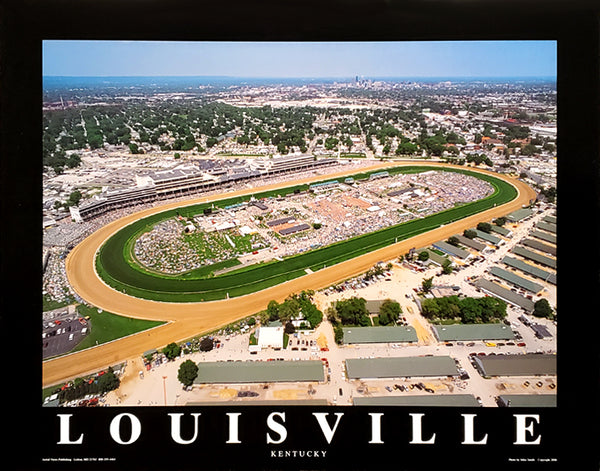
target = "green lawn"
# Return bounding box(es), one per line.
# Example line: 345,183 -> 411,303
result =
70,304 -> 164,352
95,166 -> 517,302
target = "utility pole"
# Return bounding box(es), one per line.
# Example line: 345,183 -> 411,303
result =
163,376 -> 168,406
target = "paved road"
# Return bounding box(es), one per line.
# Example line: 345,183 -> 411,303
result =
42,162 -> 536,387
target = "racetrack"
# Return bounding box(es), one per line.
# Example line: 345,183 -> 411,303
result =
42,161 -> 536,387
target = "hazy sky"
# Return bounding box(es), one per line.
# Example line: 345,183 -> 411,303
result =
43,40 -> 557,78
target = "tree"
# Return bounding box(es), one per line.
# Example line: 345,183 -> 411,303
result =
334,324 -> 344,344
421,277 -> 433,293
284,321 -> 296,334
97,367 -> 120,393
441,259 -> 453,274
266,300 -> 280,321
199,337 -> 214,352
178,360 -> 199,387
493,217 -> 506,226
533,298 -> 554,318
378,299 -> 401,326
162,342 -> 181,360
463,229 -> 477,239
67,190 -> 82,207
335,297 -> 369,326
418,251 -> 430,261
447,236 -> 460,247
477,222 -> 492,233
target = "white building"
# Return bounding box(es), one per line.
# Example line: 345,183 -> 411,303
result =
257,326 -> 284,350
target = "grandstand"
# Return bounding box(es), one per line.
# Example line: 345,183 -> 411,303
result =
70,155 -> 337,222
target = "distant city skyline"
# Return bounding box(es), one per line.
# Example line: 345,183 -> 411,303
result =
43,40 -> 556,79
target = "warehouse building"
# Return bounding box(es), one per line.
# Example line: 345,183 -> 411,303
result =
432,241 -> 471,260
488,266 -> 544,294
473,229 -> 503,246
490,224 -> 512,237
193,360 -> 324,384
454,234 -> 487,252
278,223 -> 311,236
530,230 -> 556,244
496,394 -> 556,407
536,221 -> 557,234
342,326 -> 418,344
433,323 -> 515,342
502,256 -> 556,285
345,356 -> 460,380
512,246 -> 556,269
472,354 -> 556,377
506,208 -> 534,222
353,394 -> 481,407
521,238 -> 556,256
473,278 -> 535,312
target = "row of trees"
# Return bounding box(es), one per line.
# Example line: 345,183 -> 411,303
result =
421,295 -> 507,324
54,367 -> 120,403
327,297 -> 403,344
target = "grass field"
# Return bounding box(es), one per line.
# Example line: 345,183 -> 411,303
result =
95,166 -> 517,302
70,304 -> 164,352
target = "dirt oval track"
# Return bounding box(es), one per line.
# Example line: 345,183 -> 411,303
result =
43,162 -> 536,387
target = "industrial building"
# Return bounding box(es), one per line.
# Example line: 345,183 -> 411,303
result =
345,356 -> 459,380
433,323 -> 515,342
473,278 -> 535,312
472,354 -> 556,377
353,394 -> 481,407
342,326 -> 418,344
193,360 -> 324,384
488,266 -> 544,294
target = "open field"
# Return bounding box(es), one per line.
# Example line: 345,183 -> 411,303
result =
42,162 -> 536,387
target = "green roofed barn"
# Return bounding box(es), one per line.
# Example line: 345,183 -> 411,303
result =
472,354 -> 556,377
433,323 -> 515,342
489,266 -> 544,294
496,394 -> 556,407
506,208 -> 534,222
194,360 -> 324,384
345,356 -> 459,379
343,326 -> 418,344
353,394 -> 481,407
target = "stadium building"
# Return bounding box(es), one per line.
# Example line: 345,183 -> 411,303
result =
70,155 -> 337,222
